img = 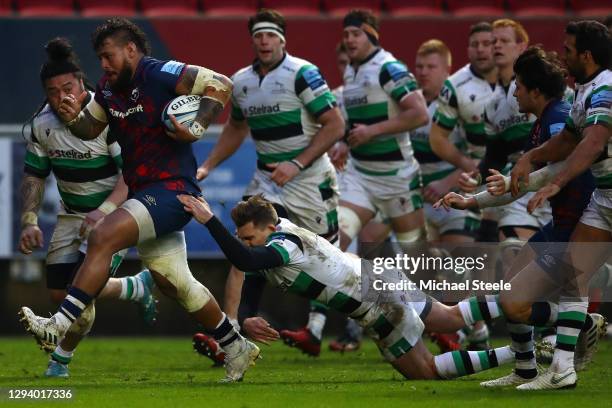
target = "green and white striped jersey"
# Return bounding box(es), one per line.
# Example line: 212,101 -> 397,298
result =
342,48 -> 420,176
566,69 -> 612,189
484,79 -> 535,145
24,94 -> 122,213
230,53 -> 336,171
433,64 -> 498,159
259,218 -> 367,316
410,100 -> 466,186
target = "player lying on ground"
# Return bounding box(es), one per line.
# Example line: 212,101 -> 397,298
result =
18,18 -> 258,383
20,37 -> 157,378
180,193 -> 520,381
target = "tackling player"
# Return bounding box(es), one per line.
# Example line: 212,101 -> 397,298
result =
20,37 -> 156,378
18,19 -> 258,383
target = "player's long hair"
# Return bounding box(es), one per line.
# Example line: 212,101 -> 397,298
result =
22,38 -> 95,141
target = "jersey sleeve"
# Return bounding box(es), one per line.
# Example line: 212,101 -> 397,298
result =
265,232 -> 304,266
229,98 -> 245,122
94,81 -> 108,111
585,85 -> 612,128
23,125 -> 51,178
295,64 -> 337,118
378,60 -> 418,103
433,79 -> 459,130
149,60 -> 187,93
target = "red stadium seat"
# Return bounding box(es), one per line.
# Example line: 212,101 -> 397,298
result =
508,0 -> 567,17
384,0 -> 443,17
321,0 -> 382,16
0,0 -> 12,16
570,0 -> 612,17
17,0 -> 75,16
203,0 -> 258,16
446,0 -> 505,17
78,0 -> 136,17
260,0 -> 321,16
141,0 -> 200,17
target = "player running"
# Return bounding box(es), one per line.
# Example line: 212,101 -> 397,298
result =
20,37 -> 157,378
180,193 -> 520,381
194,9 -> 345,359
18,18 -> 258,383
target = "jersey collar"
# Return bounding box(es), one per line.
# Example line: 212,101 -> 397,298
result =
355,47 -> 381,66
252,52 -> 287,77
575,67 -> 606,85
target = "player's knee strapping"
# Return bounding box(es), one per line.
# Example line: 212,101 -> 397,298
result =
138,232 -> 211,313
338,206 -> 362,242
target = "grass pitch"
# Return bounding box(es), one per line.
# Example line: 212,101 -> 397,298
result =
0,337 -> 610,407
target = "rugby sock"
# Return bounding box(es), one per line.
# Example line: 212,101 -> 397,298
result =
458,295 -> 503,326
307,312 -> 326,341
56,287 -> 93,334
119,276 -> 145,301
434,346 -> 514,379
528,301 -> 558,326
506,320 -> 537,379
51,345 -> 73,365
552,297 -> 588,372
212,313 -> 243,356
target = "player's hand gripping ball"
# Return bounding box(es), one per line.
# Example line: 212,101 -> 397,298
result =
161,95 -> 202,132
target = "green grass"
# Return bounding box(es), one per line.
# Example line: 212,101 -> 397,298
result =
0,337 -> 610,408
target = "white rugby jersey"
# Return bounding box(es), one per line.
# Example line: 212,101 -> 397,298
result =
566,69 -> 612,189
410,100 -> 466,186
24,93 -> 122,213
342,48 -> 420,176
258,218 -> 368,316
433,64 -> 498,159
230,53 -> 336,172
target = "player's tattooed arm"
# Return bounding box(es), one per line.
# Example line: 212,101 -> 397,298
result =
175,65 -> 233,138
20,175 -> 45,222
67,109 -> 108,141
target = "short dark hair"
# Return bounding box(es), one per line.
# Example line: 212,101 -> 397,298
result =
248,9 -> 286,34
231,195 -> 278,229
514,46 -> 567,100
565,20 -> 612,69
92,18 -> 151,55
343,9 -> 379,32
603,15 -> 612,30
469,21 -> 493,36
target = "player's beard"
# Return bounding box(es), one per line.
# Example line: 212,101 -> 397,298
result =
110,64 -> 134,91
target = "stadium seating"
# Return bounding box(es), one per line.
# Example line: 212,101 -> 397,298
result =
446,0 -> 505,16
0,0 -> 12,16
78,0 -> 137,17
260,0 -> 321,16
202,0 -> 258,16
16,0 -> 75,16
321,0 -> 382,16
508,0 -> 567,17
384,0 -> 444,17
141,0 -> 200,17
570,0 -> 612,17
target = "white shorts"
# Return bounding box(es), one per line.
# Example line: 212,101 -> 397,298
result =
340,164 -> 423,220
424,202 -> 481,237
579,189 -> 612,233
497,192 -> 552,229
244,159 -> 339,237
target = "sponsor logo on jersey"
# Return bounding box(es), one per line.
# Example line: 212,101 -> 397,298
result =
385,62 -> 408,82
344,95 -> 368,108
109,105 -> 144,119
244,103 -> 281,116
48,149 -> 93,160
499,114 -> 530,130
161,60 -> 185,76
591,90 -> 612,108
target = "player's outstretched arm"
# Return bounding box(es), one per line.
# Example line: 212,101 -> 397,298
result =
178,195 -> 284,271
175,65 -> 233,141
197,116 -> 250,181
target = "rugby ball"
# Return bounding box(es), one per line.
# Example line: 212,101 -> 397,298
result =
162,95 -> 201,131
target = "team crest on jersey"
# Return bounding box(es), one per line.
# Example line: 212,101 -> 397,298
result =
242,85 -> 248,95
470,94 -> 476,102
130,88 -> 140,102
271,81 -> 285,94
102,89 -> 113,99
144,195 -> 157,206
45,129 -> 50,137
